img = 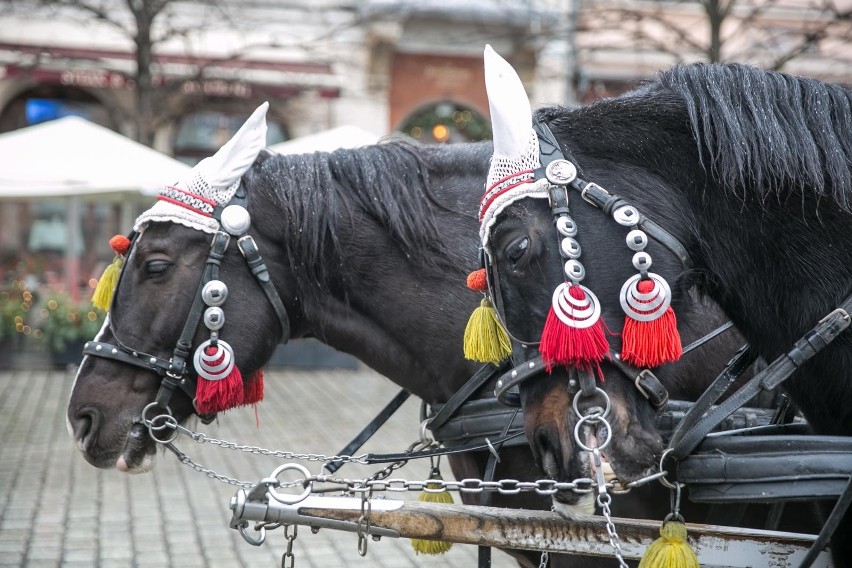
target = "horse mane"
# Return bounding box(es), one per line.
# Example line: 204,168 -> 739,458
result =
659,63 -> 852,210
246,139 -> 487,285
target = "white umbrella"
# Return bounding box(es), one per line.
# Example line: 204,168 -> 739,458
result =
0,116 -> 190,198
269,125 -> 380,155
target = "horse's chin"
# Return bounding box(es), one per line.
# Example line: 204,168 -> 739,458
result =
552,492 -> 596,519
114,423 -> 158,473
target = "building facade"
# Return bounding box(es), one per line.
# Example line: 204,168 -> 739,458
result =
0,0 -> 849,306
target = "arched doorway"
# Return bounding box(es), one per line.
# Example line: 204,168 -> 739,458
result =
398,101 -> 490,144
0,84 -> 115,134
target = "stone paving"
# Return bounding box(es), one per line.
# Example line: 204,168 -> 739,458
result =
0,367 -> 518,568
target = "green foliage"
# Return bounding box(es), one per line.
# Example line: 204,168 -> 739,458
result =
0,284 -> 35,342
34,291 -> 105,351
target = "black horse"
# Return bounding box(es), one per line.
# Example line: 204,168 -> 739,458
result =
67,106 -> 756,567
483,58 -> 851,563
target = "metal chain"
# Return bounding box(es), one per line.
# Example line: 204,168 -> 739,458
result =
356,486 -> 374,556
174,421 -> 370,465
151,411 -> 656,497
597,492 -> 628,568
281,524 -> 297,568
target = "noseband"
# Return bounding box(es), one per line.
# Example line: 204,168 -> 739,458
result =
82,183 -> 291,419
488,121 -> 690,408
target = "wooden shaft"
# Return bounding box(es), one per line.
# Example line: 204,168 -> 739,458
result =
301,501 -> 831,567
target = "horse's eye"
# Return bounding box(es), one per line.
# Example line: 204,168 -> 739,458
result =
506,237 -> 530,263
145,260 -> 172,278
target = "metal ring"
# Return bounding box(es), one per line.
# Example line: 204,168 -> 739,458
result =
146,414 -> 180,444
267,463 -> 313,505
657,448 -> 684,490
193,339 -> 235,380
571,387 -> 611,420
619,273 -> 672,322
141,402 -> 172,425
552,283 -> 602,329
238,523 -> 266,546
573,414 -> 613,453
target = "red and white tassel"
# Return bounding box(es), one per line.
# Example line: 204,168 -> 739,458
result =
620,277 -> 682,367
539,283 -> 609,370
195,344 -> 244,414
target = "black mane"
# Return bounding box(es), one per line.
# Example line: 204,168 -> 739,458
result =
539,63 -> 852,211
660,63 -> 852,209
245,140 -> 490,285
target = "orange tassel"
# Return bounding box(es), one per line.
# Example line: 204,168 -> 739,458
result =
466,269 -> 488,292
109,234 -> 131,255
539,285 -> 609,370
621,279 -> 682,367
195,346 -> 244,414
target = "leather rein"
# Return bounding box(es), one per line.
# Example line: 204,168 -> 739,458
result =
81,184 -> 291,420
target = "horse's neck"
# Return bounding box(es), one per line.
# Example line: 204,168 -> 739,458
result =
302,229 -> 478,402
687,188 -> 852,434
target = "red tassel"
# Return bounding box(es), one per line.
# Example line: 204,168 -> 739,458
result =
195,346 -> 244,414
621,279 -> 682,367
243,369 -> 264,405
539,285 -> 609,370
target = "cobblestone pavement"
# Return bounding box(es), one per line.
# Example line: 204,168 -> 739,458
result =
0,367 -> 518,568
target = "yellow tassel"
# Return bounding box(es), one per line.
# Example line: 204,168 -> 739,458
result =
92,256 -> 123,311
639,520 -> 699,568
463,298 -> 512,364
411,470 -> 454,555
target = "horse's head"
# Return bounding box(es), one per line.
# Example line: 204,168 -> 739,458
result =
477,47 -> 692,516
67,103 -> 288,472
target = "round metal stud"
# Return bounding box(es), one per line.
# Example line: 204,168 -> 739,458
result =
632,251 -> 652,271
613,205 -> 639,227
556,216 -> 578,237
560,237 -> 582,259
203,307 -> 225,331
545,159 -> 577,186
220,205 -> 251,236
202,280 -> 228,307
564,259 -> 586,282
625,229 -> 648,251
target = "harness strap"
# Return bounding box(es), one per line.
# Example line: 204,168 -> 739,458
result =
668,300 -> 852,462
324,389 -> 411,474
666,345 -> 758,456
574,179 -> 692,270
363,431 -> 525,464
237,235 -> 290,341
494,354 -> 669,410
153,231 -> 231,409
428,363 -> 508,431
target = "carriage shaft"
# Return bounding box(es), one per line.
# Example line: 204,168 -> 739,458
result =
230,492 -> 832,567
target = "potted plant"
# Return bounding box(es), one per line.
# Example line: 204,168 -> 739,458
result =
35,290 -> 105,368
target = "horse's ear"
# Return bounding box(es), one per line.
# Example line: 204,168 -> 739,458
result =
484,45 -> 533,161
191,101 -> 269,190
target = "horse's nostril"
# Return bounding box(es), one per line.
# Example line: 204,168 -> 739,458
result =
72,408 -> 101,451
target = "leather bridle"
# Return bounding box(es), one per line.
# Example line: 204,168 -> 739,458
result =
487,120 -> 692,409
82,183 -> 291,419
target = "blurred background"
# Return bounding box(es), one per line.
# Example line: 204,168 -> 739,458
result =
0,0 -> 849,368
